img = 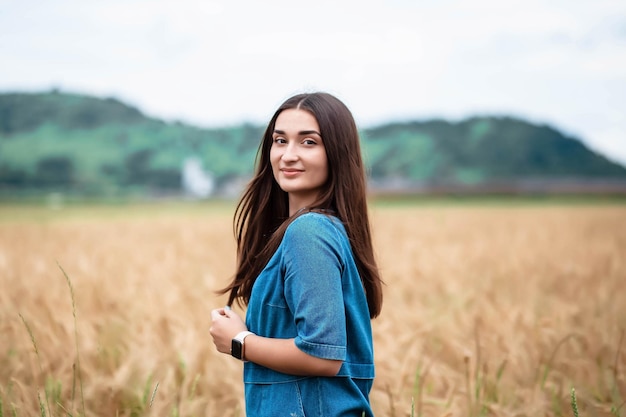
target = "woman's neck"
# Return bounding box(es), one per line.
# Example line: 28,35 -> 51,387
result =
288,194 -> 317,217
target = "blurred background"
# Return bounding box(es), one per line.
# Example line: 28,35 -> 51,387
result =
1,0 -> 626,201
2,3 -> 626,416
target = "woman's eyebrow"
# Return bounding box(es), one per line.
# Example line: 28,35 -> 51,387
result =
273,129 -> 322,136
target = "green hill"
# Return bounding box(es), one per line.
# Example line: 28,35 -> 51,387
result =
363,118 -> 626,182
0,90 -> 625,198
0,90 -> 147,133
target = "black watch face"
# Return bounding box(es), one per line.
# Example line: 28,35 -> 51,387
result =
232,339 -> 243,359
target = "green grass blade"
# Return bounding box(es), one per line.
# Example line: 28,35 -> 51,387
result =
571,387 -> 580,417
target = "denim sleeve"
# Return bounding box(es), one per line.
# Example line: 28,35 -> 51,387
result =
282,214 -> 347,361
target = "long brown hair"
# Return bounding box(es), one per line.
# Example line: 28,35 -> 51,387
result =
219,92 -> 383,318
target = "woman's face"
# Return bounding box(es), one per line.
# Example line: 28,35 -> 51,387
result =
270,108 -> 329,214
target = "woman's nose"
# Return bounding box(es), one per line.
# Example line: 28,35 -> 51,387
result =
281,143 -> 298,161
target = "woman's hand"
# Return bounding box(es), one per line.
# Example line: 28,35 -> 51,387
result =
210,307 -> 342,375
209,307 -> 248,355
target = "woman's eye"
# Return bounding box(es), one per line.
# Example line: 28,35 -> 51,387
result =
273,137 -> 287,144
303,139 -> 317,145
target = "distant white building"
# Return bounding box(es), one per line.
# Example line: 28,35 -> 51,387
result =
181,157 -> 214,198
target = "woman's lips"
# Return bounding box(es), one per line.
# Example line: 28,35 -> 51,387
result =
281,169 -> 303,177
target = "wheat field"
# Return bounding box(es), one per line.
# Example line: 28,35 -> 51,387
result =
0,200 -> 624,416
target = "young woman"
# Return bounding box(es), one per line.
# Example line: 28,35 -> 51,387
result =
210,92 -> 383,416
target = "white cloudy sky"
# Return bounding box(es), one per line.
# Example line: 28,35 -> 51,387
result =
1,0 -> 626,164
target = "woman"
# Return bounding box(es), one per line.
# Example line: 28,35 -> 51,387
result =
210,92 -> 383,416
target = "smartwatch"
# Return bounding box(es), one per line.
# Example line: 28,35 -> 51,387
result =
231,331 -> 254,361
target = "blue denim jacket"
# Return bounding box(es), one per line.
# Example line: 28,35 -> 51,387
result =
244,212 -> 375,416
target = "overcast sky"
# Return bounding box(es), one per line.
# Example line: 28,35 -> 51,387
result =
2,0 -> 625,164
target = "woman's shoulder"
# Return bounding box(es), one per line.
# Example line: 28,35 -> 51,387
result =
284,211 -> 346,242
288,211 -> 341,232
281,212 -> 349,261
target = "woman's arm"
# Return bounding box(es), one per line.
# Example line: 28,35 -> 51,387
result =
245,334 -> 342,376
209,307 -> 342,377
